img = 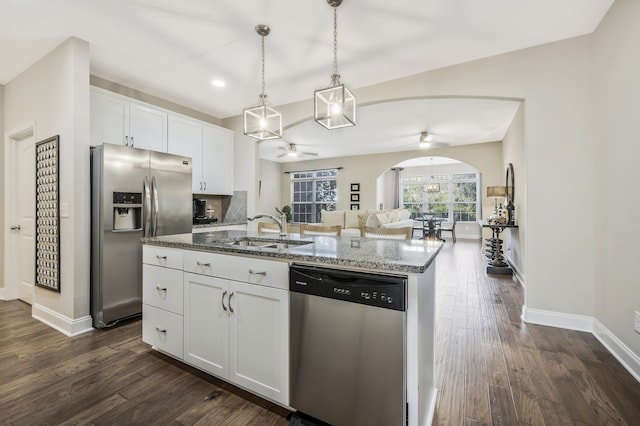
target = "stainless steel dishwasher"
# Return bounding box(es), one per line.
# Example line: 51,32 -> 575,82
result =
289,264 -> 407,426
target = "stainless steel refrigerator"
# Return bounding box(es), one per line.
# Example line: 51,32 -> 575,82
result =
90,144 -> 192,328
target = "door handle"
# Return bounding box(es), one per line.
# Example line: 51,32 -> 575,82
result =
249,269 -> 267,276
222,290 -> 228,311
125,136 -> 129,147
228,292 -> 234,313
130,136 -> 135,147
196,261 -> 211,267
10,225 -> 21,231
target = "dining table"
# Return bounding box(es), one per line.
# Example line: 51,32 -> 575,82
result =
415,215 -> 446,240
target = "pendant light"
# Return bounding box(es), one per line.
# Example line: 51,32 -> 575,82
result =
314,0 -> 356,130
243,24 -> 282,141
423,157 -> 440,193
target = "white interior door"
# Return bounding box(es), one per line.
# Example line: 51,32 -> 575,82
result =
17,136 -> 35,304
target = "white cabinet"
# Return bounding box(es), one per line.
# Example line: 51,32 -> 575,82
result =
168,116 -> 234,195
202,124 -> 234,195
142,246 -> 184,359
168,115 -> 204,193
91,88 -> 167,152
182,252 -> 289,405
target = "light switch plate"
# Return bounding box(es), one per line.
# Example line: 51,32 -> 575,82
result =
60,202 -> 69,218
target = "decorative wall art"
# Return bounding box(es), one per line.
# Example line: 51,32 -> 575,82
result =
35,135 -> 60,292
350,183 -> 360,192
350,204 -> 359,210
350,193 -> 360,202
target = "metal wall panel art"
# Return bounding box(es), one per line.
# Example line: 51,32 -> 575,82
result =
35,135 -> 60,292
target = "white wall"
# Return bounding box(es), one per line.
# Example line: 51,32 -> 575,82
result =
0,84 -> 4,297
501,104 -> 525,281
257,158 -> 283,216
4,38 -> 91,327
592,0 -> 640,357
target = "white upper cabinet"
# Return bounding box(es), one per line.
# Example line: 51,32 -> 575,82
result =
90,88 -> 167,152
168,115 -> 204,193
91,87 -> 234,195
168,115 -> 234,195
202,124 -> 234,196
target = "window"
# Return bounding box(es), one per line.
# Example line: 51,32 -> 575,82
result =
401,172 -> 479,221
291,169 -> 338,223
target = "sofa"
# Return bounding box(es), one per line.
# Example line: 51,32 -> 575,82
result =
320,208 -> 415,238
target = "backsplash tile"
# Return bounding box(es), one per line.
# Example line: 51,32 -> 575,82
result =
224,190 -> 247,223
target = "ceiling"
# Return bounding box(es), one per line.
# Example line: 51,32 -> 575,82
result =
1,0 -> 613,161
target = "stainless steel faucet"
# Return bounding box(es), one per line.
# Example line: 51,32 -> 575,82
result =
247,208 -> 287,237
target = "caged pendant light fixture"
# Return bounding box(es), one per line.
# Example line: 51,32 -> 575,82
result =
243,24 -> 282,141
314,0 -> 356,130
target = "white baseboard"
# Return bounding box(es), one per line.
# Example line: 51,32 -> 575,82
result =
593,320 -> 640,383
0,287 -> 5,301
521,306 -> 593,332
32,303 -> 94,337
522,306 -> 640,383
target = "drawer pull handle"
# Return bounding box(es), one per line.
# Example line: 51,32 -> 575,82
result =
156,286 -> 167,292
249,269 -> 267,276
197,261 -> 211,267
155,327 -> 167,334
222,290 -> 228,311
229,292 -> 235,313
156,255 -> 167,260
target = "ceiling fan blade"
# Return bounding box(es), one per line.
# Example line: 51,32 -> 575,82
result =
299,151 -> 319,156
277,152 -> 288,158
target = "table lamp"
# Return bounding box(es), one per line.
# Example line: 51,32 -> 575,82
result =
487,186 -> 506,212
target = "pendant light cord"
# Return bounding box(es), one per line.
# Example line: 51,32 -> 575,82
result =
261,34 -> 266,98
333,6 -> 338,76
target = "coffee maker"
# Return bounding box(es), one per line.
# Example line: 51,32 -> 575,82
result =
193,198 -> 208,224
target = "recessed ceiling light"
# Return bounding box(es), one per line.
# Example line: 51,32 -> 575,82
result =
211,79 -> 226,88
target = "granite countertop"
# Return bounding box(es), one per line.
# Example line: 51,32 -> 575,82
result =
142,230 -> 442,274
192,221 -> 247,229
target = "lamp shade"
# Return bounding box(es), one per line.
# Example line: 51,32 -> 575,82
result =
487,186 -> 506,197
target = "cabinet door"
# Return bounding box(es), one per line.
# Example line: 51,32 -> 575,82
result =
168,116 -> 203,193
91,91 -> 128,146
129,103 -> 167,152
202,124 -> 234,195
228,281 -> 289,405
183,272 -> 229,377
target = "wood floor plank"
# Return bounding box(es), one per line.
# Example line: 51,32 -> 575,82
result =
488,384 -> 519,426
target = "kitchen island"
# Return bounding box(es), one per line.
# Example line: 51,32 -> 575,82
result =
141,230 -> 442,426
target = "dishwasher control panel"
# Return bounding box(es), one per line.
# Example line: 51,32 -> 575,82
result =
291,264 -> 406,311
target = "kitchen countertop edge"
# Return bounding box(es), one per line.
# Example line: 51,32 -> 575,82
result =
142,231 -> 442,274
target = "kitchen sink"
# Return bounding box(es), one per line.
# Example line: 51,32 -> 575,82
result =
225,237 -> 312,250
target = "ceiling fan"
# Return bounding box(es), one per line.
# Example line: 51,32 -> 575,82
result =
418,131 -> 448,148
277,143 -> 319,158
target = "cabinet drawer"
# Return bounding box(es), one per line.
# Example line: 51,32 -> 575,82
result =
216,254 -> 289,290
142,304 -> 183,359
183,250 -> 217,276
143,246 -> 183,269
143,264 -> 183,315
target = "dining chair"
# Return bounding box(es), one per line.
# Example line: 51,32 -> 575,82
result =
437,217 -> 457,243
257,222 -> 283,234
299,224 -> 342,236
360,226 -> 412,240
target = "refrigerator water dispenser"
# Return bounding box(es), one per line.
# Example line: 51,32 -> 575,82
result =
112,192 -> 142,231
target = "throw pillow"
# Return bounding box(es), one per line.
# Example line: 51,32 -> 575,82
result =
345,209 -> 360,229
321,209 -> 345,228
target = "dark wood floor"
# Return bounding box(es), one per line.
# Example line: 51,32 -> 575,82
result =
1,240 -> 639,425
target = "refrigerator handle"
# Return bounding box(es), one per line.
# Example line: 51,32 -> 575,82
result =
143,176 -> 151,237
151,176 -> 159,236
